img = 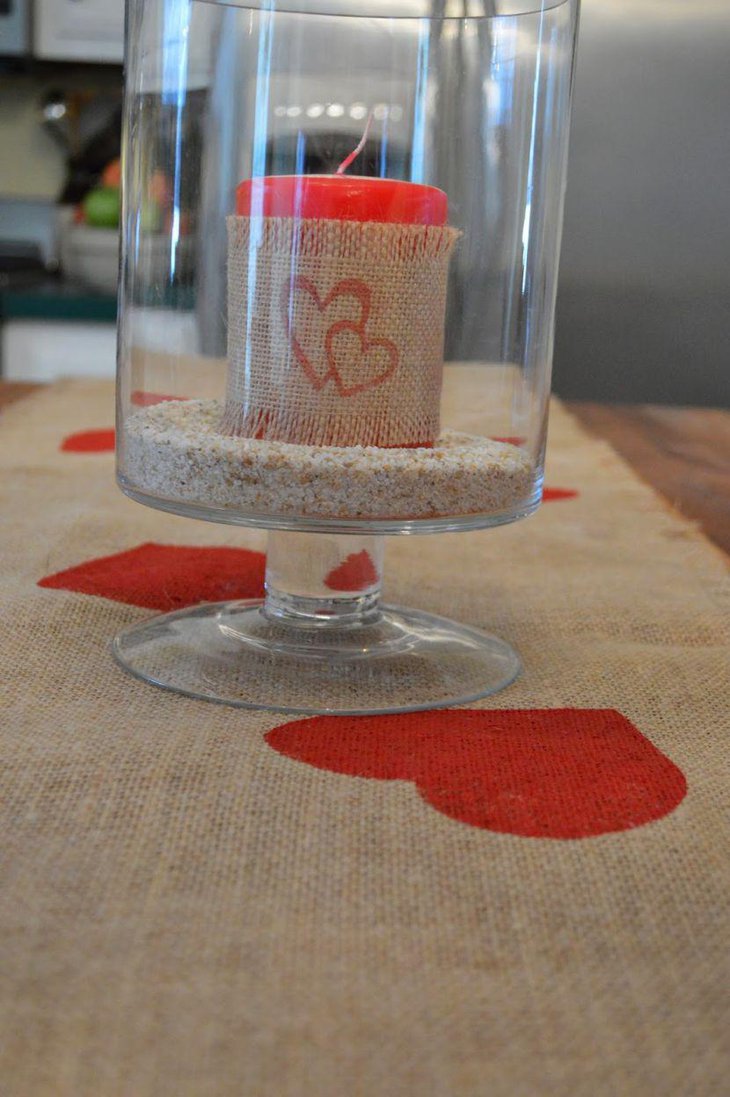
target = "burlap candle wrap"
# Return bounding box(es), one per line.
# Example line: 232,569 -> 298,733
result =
223,216 -> 460,448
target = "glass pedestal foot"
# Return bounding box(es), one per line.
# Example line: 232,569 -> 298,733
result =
112,531 -> 520,714
112,599 -> 521,716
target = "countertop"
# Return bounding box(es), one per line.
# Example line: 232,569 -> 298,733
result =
0,276 -> 117,323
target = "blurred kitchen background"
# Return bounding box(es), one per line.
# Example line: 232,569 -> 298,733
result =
0,0 -> 728,406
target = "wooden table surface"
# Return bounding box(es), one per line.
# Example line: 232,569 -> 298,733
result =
569,402 -> 730,557
1,382 -> 728,556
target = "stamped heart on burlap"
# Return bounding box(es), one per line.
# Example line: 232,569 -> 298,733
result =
38,543 -> 266,611
281,276 -> 399,396
325,321 -> 398,397
324,550 -> 379,592
267,709 -> 687,839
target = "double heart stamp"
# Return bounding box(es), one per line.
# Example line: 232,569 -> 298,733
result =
280,276 -> 400,397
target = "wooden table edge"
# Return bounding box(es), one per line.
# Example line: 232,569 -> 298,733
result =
567,400 -> 729,558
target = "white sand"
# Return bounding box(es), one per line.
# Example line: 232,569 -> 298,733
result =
122,399 -> 535,521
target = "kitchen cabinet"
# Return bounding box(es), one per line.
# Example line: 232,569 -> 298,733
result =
34,0 -> 124,64
0,0 -> 30,57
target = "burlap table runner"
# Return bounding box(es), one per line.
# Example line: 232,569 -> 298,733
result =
1,371 -> 728,1096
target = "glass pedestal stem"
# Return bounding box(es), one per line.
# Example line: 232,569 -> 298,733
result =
113,529 -> 521,714
263,530 -> 385,629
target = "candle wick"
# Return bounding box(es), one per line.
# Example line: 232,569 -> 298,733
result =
336,110 -> 374,176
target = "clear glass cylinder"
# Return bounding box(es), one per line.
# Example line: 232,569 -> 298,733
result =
113,0 -> 580,715
117,0 -> 579,536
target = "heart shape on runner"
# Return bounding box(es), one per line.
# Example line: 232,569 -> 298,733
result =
281,276 -> 399,396
266,709 -> 687,839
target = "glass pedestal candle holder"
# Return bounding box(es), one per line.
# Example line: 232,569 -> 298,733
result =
114,0 -> 580,715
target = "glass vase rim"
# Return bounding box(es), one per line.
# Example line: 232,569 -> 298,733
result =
191,0 -> 574,25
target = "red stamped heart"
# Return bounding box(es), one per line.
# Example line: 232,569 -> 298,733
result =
281,276 -> 399,396
38,543 -> 266,611
267,709 -> 687,839
61,428 -> 116,453
324,550 -> 379,592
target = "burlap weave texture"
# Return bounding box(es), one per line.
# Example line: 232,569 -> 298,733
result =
0,373 -> 728,1097
224,216 -> 459,446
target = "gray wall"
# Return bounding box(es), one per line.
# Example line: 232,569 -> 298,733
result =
554,0 -> 730,406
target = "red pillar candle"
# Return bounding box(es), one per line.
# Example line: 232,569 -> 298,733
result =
236,174 -> 448,226
224,174 -> 459,448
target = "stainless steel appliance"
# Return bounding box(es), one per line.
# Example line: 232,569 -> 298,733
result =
554,0 -> 730,406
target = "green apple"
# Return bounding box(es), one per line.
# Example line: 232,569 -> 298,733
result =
83,186 -> 121,229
